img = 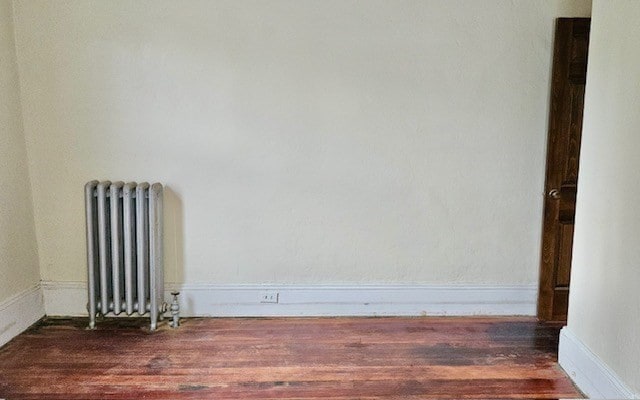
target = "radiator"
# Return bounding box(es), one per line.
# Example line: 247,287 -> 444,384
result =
84,180 -> 173,331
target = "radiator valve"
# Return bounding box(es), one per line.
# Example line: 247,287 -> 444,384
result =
170,291 -> 180,328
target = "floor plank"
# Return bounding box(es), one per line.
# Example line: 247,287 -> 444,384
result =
0,317 -> 583,399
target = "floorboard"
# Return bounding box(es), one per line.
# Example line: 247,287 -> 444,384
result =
0,317 -> 583,399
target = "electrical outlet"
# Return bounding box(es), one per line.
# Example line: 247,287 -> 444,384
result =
260,291 -> 279,303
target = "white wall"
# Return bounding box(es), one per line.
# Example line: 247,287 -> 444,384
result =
12,0 -> 591,287
0,0 -> 43,346
563,0 -> 640,396
0,0 -> 40,303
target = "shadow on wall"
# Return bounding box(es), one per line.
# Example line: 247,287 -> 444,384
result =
163,186 -> 184,298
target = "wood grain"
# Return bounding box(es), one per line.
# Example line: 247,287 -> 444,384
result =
0,317 -> 582,399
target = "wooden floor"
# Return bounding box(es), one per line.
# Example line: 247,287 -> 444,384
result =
0,317 -> 582,399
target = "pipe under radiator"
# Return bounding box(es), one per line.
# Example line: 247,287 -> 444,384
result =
85,180 -> 177,330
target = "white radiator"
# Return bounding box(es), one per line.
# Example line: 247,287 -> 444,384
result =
84,180 -> 168,330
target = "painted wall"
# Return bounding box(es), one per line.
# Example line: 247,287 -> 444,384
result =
0,0 -> 40,302
12,0 -> 591,286
566,0 -> 640,395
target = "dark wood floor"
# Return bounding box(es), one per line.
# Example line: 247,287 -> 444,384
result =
0,317 -> 582,399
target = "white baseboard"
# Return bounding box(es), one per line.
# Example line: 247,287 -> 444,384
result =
559,327 -> 638,399
41,281 -> 536,317
41,281 -> 88,316
0,285 -> 45,348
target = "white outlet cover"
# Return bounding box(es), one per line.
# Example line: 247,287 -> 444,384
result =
260,292 -> 279,303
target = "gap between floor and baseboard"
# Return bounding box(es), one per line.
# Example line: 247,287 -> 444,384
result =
40,281 -> 537,317
559,327 -> 638,399
0,285 -> 45,348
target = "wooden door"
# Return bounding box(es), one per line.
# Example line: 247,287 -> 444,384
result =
537,18 -> 590,322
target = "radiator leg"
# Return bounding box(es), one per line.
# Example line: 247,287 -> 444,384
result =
170,291 -> 180,328
87,304 -> 96,330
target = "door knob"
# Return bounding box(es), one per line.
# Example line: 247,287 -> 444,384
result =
548,189 -> 561,199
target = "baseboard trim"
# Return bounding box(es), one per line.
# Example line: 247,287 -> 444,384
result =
41,281 -> 88,317
0,285 -> 45,348
41,281 -> 536,317
559,327 -> 638,399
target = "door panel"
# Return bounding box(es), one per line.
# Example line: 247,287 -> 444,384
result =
537,18 -> 590,322
556,224 -> 574,286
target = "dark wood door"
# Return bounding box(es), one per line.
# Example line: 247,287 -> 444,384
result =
538,18 -> 590,322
